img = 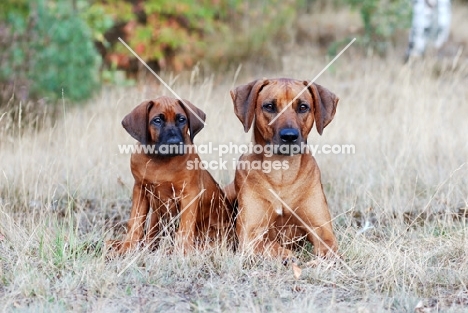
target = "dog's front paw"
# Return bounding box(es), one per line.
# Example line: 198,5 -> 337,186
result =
314,240 -> 338,258
282,256 -> 299,266
106,239 -> 139,256
174,233 -> 195,255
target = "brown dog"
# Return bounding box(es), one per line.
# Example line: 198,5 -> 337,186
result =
229,78 -> 339,260
110,96 -> 234,254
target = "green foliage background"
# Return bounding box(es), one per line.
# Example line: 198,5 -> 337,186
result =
0,0 -> 414,104
1,0 -> 100,102
344,0 -> 412,53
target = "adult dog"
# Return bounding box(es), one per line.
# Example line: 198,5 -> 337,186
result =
228,78 -> 339,260
110,96 -> 234,254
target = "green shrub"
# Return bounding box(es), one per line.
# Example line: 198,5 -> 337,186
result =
343,0 -> 412,54
0,0 -> 100,103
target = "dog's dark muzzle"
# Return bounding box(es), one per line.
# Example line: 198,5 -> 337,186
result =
156,127 -> 185,155
156,142 -> 185,155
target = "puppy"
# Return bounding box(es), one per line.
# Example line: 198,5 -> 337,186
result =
110,96 -> 234,254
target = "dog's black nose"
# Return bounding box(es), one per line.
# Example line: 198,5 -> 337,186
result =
279,128 -> 299,143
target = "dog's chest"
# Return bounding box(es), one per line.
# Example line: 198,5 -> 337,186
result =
144,181 -> 185,202
269,191 -> 306,219
274,205 -> 284,216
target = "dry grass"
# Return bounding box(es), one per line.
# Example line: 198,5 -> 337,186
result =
1,14 -> 468,313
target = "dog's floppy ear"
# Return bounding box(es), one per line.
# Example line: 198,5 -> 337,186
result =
122,100 -> 154,144
179,99 -> 206,142
230,79 -> 269,132
305,82 -> 339,135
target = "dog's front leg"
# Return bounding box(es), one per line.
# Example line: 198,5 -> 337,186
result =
301,185 -> 337,257
236,192 -> 294,260
176,190 -> 199,253
144,199 -> 162,248
118,183 -> 150,253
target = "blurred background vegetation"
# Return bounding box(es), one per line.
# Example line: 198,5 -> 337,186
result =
0,0 -> 465,112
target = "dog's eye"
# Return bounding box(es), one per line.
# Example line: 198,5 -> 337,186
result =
178,116 -> 186,124
298,103 -> 310,113
152,117 -> 162,125
262,103 -> 275,113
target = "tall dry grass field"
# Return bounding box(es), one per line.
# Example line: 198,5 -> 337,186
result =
1,17 -> 468,313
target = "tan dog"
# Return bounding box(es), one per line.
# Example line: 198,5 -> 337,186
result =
228,78 -> 338,260
110,96 -> 234,254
